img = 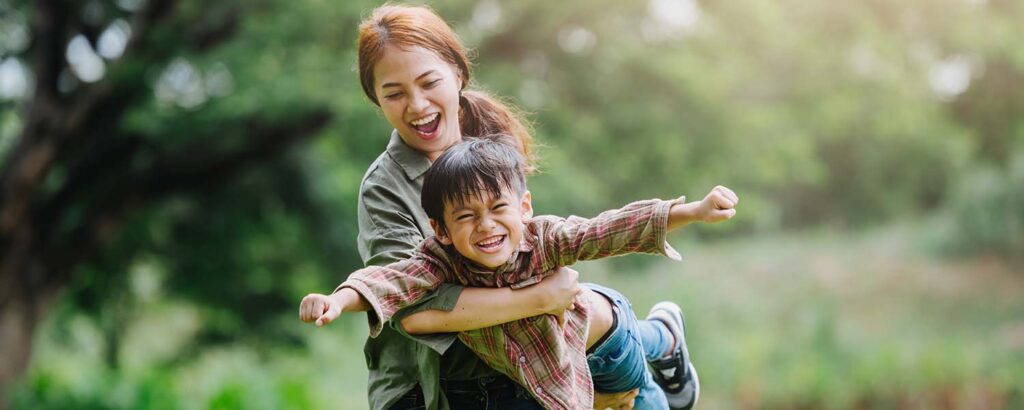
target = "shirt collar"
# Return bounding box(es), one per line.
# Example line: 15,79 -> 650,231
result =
386,130 -> 432,180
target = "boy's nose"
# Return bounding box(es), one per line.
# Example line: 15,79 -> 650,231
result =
477,217 -> 496,232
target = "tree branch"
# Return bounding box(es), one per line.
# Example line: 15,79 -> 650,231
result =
42,108 -> 333,289
0,0 -> 68,234
124,0 -> 178,55
29,0 -> 68,102
0,0 -> 179,241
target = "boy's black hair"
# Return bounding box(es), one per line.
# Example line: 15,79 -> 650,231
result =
422,135 -> 527,233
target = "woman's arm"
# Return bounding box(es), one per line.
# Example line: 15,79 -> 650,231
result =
400,266 -> 582,335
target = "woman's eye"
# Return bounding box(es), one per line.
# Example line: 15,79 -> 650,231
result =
492,203 -> 507,211
384,92 -> 403,100
424,79 -> 441,88
456,214 -> 473,221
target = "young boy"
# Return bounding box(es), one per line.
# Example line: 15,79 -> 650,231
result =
300,137 -> 738,410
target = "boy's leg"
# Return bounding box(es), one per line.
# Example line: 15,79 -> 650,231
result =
644,302 -> 700,410
583,284 -> 669,410
636,318 -> 674,361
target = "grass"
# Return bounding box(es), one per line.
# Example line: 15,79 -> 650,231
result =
582,225 -> 1024,409
12,225 -> 1024,409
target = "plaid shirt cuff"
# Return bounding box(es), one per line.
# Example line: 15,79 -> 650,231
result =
657,196 -> 685,261
336,280 -> 388,338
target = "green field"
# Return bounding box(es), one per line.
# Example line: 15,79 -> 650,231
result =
16,225 -> 1023,409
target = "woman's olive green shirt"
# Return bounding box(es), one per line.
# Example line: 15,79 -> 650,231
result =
357,131 -> 501,410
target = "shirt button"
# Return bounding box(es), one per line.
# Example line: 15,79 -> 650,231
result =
519,356 -> 526,363
537,387 -> 543,394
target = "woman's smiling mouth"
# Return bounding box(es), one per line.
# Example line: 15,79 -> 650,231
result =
409,113 -> 441,138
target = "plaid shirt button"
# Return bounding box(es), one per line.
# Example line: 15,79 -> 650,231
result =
519,356 -> 526,363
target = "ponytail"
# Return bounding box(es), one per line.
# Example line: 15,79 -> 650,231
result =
459,90 -> 537,173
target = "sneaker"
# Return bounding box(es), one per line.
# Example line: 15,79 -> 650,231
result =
646,301 -> 700,410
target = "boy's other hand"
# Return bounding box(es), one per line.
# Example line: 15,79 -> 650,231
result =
299,293 -> 342,326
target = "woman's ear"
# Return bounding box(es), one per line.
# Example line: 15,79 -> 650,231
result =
520,191 -> 533,222
430,219 -> 453,245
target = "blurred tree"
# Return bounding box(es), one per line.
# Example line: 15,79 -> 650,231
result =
0,0 -> 331,398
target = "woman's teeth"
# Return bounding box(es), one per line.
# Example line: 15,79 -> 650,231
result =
410,112 -> 441,136
410,113 -> 439,127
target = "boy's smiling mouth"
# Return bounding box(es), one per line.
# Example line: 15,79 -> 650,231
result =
474,235 -> 506,253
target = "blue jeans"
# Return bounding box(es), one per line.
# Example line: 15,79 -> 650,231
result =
585,283 -> 674,410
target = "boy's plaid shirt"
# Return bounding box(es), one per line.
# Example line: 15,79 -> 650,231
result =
338,198 -> 683,410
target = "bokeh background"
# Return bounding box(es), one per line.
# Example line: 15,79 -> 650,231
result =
1,0 -> 1022,408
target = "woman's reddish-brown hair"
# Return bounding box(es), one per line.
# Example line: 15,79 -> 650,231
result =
357,4 -> 536,171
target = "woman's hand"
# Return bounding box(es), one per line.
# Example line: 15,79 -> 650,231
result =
532,267 -> 583,326
593,389 -> 638,410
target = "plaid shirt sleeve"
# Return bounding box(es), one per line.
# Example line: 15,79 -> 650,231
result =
531,197 -> 685,270
335,252 -> 448,337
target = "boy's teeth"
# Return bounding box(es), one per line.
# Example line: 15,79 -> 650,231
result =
477,236 -> 503,247
411,113 -> 438,126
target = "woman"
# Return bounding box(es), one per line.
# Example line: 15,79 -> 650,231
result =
354,5 -> 644,409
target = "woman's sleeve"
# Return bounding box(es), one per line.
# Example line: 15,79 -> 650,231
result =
357,179 -> 427,266
356,177 -> 464,352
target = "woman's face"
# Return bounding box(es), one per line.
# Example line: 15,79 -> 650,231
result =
374,45 -> 463,162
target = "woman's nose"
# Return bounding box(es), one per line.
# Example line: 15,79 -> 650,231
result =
407,90 -> 429,114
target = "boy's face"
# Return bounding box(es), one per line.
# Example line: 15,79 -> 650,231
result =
431,188 -> 533,270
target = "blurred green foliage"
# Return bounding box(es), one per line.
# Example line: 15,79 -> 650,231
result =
940,152 -> 1024,258
2,0 -> 1023,408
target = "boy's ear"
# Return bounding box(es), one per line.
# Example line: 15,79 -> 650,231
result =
430,219 -> 453,245
520,190 -> 533,222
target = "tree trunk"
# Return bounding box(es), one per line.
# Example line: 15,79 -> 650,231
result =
0,1 -> 330,401
0,253 -> 61,407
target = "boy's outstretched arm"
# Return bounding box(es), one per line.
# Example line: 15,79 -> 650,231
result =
668,185 -> 740,231
299,288 -> 370,327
